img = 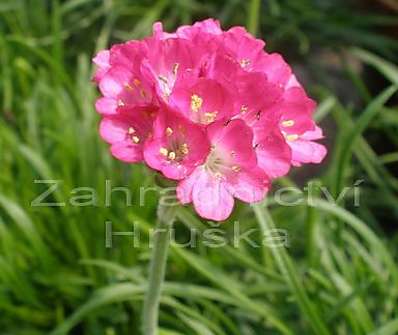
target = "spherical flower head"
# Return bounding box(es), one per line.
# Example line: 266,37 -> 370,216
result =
92,18 -> 327,221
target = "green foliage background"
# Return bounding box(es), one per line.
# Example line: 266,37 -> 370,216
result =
0,0 -> 398,334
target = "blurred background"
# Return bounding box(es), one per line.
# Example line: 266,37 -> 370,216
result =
1,0 -> 398,334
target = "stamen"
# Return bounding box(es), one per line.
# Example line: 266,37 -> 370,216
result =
128,127 -> 135,135
191,94 -> 203,112
168,151 -> 176,160
239,59 -> 251,68
179,143 -> 189,155
159,147 -> 168,157
282,120 -> 295,127
286,134 -> 299,142
133,79 -> 141,86
165,127 -> 173,136
232,165 -> 241,172
204,111 -> 217,124
132,136 -> 140,144
118,100 -> 125,107
240,105 -> 248,114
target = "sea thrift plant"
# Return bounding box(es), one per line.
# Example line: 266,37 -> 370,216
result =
93,18 -> 326,335
93,19 -> 326,221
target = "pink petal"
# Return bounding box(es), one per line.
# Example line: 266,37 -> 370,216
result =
99,117 -> 129,144
256,130 -> 292,178
300,126 -> 324,140
192,168 -> 234,221
99,67 -> 131,97
92,50 -> 110,82
222,27 -> 265,70
256,53 -> 292,87
289,139 -> 327,165
110,142 -> 142,163
95,97 -> 118,115
176,167 -> 202,204
235,72 -> 283,118
192,19 -> 222,35
153,22 -> 177,40
278,87 -> 316,135
226,167 -> 270,203
285,74 -> 301,89
207,119 -> 257,169
93,50 -> 110,67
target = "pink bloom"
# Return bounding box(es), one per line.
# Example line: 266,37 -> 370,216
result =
276,87 -> 327,166
177,120 -> 269,221
141,37 -> 200,99
99,106 -> 157,163
289,126 -> 327,166
93,18 -> 327,221
170,74 -> 232,125
144,106 -> 210,180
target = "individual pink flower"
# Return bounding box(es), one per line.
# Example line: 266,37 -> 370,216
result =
99,106 -> 157,163
144,106 -> 210,180
93,18 -> 327,221
276,86 -> 327,166
289,126 -> 327,166
170,73 -> 233,125
177,120 -> 269,221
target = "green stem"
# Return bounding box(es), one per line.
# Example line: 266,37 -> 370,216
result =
142,201 -> 177,335
247,0 -> 261,36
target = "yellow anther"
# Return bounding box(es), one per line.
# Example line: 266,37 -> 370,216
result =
204,111 -> 217,124
282,120 -> 295,127
168,151 -> 176,160
125,83 -> 134,91
159,147 -> 168,156
179,143 -> 189,155
118,100 -> 125,107
240,105 -> 248,114
128,127 -> 135,135
133,79 -> 141,86
165,127 -> 173,136
286,134 -> 299,142
239,59 -> 251,68
191,94 -> 203,112
232,165 -> 241,172
132,136 -> 140,144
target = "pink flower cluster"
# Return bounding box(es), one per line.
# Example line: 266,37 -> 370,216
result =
93,19 -> 326,221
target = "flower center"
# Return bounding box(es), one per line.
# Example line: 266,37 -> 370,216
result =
204,146 -> 240,179
191,94 -> 203,112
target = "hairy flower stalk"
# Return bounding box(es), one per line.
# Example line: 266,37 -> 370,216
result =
142,201 -> 176,335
